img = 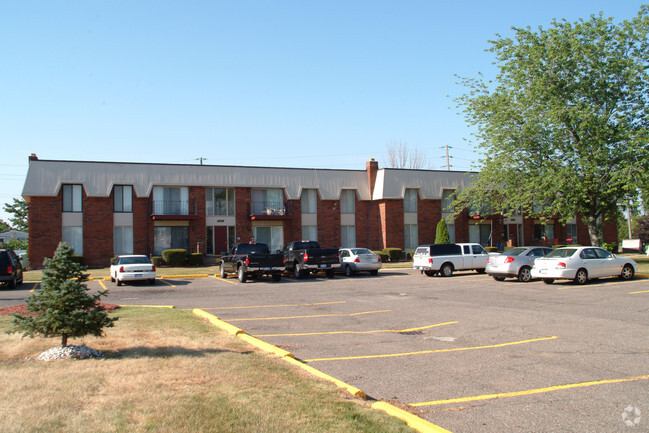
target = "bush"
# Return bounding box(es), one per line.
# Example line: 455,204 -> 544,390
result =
152,256 -> 165,267
162,249 -> 187,267
188,253 -> 203,266
382,248 -> 403,262
601,242 -> 618,253
484,246 -> 498,253
435,220 -> 450,244
373,251 -> 389,262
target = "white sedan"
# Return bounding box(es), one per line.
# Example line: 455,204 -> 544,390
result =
110,255 -> 156,286
531,246 -> 637,285
339,248 -> 382,276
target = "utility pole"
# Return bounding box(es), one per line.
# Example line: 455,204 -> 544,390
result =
440,145 -> 451,171
196,157 -> 207,166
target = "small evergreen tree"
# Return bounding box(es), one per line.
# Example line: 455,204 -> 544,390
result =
10,242 -> 116,347
435,219 -> 450,244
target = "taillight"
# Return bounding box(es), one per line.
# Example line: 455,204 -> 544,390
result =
557,262 -> 567,269
304,252 -> 309,262
377,256 -> 381,262
119,266 -> 124,272
245,256 -> 250,266
428,258 -> 433,264
354,257 -> 360,263
283,256 -> 286,265
152,266 -> 156,272
504,257 -> 515,264
7,265 -> 12,273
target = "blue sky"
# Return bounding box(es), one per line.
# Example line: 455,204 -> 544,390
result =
1,1 -> 646,223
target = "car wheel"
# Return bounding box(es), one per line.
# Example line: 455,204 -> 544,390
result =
326,269 -> 335,279
620,264 -> 635,281
574,269 -> 588,285
272,273 -> 282,282
441,263 -> 453,277
294,264 -> 306,279
238,267 -> 247,283
116,279 -> 122,286
110,275 -> 115,283
492,276 -> 506,282
17,270 -> 23,286
8,275 -> 16,289
370,270 -> 379,276
345,265 -> 353,277
542,278 -> 554,285
518,266 -> 532,282
220,264 -> 227,279
424,270 -> 437,277
475,268 -> 486,274
149,278 -> 155,285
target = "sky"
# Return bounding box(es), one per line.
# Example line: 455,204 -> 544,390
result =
1,1 -> 646,225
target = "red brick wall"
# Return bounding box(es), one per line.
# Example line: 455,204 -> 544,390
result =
418,199 -> 441,245
28,195 -> 62,268
318,199 -> 341,248
379,200 -> 404,249
83,194 -> 113,267
454,211 -> 470,243
188,187 -> 207,254
285,197 -> 301,243
235,187 -> 252,243
133,196 -> 149,255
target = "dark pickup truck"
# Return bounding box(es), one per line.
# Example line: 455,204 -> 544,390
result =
283,240 -> 339,279
219,242 -> 285,283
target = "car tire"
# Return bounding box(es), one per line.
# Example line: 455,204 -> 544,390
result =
440,263 -> 453,277
110,275 -> 115,283
475,268 -> 486,274
370,270 -> 379,276
149,278 -> 155,285
574,268 -> 588,285
220,264 -> 227,279
238,266 -> 247,283
492,276 -> 506,282
620,264 -> 635,281
518,266 -> 532,282
326,269 -> 335,279
116,279 -> 122,286
424,270 -> 437,277
272,273 -> 282,282
542,278 -> 554,285
345,265 -> 353,277
294,264 -> 306,279
8,275 -> 16,289
16,270 -> 23,286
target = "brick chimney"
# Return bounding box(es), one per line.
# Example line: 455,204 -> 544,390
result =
366,158 -> 379,197
29,153 -> 38,163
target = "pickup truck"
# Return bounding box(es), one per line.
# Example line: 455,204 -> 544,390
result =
219,242 -> 285,283
412,243 -> 489,277
283,241 -> 339,279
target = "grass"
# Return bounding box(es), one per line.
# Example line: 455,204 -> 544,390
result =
0,307 -> 415,433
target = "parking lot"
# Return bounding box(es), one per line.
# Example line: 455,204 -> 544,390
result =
4,270 -> 649,432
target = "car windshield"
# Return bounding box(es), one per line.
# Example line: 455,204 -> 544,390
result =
120,256 -> 151,265
351,248 -> 373,255
545,248 -> 577,258
504,248 -> 527,256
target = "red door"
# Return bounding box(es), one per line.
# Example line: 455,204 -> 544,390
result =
213,226 -> 228,255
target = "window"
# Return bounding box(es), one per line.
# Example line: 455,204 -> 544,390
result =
534,224 -> 555,241
62,185 -> 82,212
447,223 -> 456,243
301,189 -> 317,214
566,224 -> 577,244
153,187 -> 189,215
253,225 -> 283,252
114,186 -> 133,213
341,225 -> 356,248
340,190 -> 355,214
62,226 -> 83,255
404,224 -> 418,250
154,226 -> 189,256
404,189 -> 418,213
206,188 -> 235,216
442,189 -> 455,213
114,226 -> 133,255
302,225 -> 317,241
251,189 -> 284,215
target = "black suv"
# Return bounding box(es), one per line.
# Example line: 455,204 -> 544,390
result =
0,249 -> 23,289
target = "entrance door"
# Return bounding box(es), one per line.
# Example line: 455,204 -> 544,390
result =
213,226 -> 228,255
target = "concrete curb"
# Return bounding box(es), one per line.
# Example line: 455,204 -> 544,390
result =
192,308 -> 452,433
372,402 -> 453,433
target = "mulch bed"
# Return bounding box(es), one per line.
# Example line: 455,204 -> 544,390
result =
0,303 -> 120,316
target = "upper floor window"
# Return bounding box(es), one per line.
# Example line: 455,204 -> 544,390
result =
114,185 -> 133,213
404,189 -> 418,213
206,187 -> 235,216
442,189 -> 455,213
62,184 -> 82,212
301,189 -> 317,214
340,190 -> 355,214
251,188 -> 284,215
153,187 -> 189,215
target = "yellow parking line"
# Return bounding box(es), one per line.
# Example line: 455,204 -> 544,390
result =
98,280 -> 108,291
630,289 -> 649,294
255,321 -> 458,337
158,279 -> 176,287
304,336 -> 558,363
410,374 -> 649,407
203,301 -> 347,310
217,278 -> 239,285
227,309 -> 392,322
29,282 -> 39,292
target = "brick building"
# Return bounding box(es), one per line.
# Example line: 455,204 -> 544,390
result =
21,155 -> 617,268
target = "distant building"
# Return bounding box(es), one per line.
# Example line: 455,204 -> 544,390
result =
0,230 -> 28,244
21,154 -> 617,268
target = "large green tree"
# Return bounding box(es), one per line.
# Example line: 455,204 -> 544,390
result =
10,242 -> 116,347
3,198 -> 28,232
454,7 -> 649,246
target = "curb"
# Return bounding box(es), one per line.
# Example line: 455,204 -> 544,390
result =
191,308 -> 451,433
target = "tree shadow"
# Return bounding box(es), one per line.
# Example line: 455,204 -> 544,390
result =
103,346 -> 254,359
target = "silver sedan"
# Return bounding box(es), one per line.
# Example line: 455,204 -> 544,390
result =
486,246 -> 553,282
338,248 -> 382,276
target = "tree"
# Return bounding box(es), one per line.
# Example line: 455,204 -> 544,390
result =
10,242 -> 116,347
435,219 -> 450,244
0,219 -> 10,233
4,198 -> 28,232
454,7 -> 649,246
637,215 -> 649,249
385,140 -> 430,169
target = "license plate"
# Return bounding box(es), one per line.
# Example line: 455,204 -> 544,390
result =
135,274 -> 142,278
319,264 -> 329,268
263,267 -> 271,271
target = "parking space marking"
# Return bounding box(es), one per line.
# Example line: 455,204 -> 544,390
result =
304,336 -> 558,363
98,280 -> 108,291
28,282 -> 39,292
410,373 -> 649,407
255,321 -> 458,337
630,289 -> 649,294
158,279 -> 176,287
226,309 -> 392,322
203,301 -> 346,310
555,279 -> 641,290
214,277 -> 239,285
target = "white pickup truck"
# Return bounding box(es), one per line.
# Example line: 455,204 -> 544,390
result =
412,243 -> 489,277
